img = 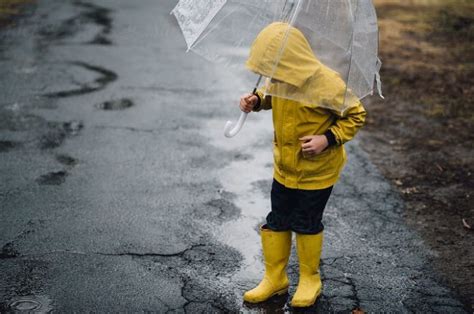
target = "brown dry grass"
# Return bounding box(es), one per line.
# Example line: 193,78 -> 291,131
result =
374,0 -> 473,119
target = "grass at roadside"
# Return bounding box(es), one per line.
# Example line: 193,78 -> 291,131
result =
375,0 -> 473,120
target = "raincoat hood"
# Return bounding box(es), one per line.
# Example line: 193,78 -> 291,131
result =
246,22 -> 359,114
246,22 -> 319,88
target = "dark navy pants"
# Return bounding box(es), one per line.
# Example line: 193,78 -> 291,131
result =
266,179 -> 333,234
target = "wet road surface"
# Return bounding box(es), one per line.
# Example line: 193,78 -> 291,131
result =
0,1 -> 469,312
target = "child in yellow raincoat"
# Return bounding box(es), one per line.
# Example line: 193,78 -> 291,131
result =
239,22 -> 366,307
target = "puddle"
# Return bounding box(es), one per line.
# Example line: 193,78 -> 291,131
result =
200,113 -> 275,305
96,98 -> 134,111
35,170 -> 68,185
6,295 -> 53,313
242,294 -> 290,313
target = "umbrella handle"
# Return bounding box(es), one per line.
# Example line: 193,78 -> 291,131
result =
223,76 -> 261,138
224,112 -> 248,138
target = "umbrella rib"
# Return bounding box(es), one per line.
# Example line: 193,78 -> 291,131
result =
267,0 -> 303,83
343,0 -> 359,105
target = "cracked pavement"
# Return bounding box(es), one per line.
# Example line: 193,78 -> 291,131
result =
0,0 -> 470,312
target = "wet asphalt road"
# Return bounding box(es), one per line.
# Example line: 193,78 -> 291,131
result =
0,1 -> 469,313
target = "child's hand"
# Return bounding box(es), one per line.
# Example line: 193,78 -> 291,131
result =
239,93 -> 258,113
299,135 -> 329,156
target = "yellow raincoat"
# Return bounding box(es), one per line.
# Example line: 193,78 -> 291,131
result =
246,22 -> 366,190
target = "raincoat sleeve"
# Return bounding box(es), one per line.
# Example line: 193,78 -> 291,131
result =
328,101 -> 366,145
252,90 -> 272,112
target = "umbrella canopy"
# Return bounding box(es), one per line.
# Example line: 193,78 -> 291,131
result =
172,0 -> 382,135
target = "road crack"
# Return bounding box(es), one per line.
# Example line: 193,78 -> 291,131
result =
0,244 -> 206,260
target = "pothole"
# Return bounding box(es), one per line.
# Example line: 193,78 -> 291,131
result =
96,98 -> 134,111
36,171 -> 68,185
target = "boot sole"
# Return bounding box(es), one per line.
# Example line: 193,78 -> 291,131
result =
243,287 -> 289,304
290,288 -> 322,308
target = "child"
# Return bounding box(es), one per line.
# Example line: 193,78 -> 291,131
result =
240,22 -> 366,307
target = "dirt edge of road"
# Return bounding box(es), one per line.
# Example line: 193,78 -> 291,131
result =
362,0 -> 473,309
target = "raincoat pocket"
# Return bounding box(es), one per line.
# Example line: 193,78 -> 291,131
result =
298,147 -> 335,177
301,146 -> 332,161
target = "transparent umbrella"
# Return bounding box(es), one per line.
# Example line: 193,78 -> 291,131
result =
172,0 -> 383,137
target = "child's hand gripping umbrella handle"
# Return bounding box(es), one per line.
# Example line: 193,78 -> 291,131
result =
223,78 -> 261,138
224,111 -> 248,138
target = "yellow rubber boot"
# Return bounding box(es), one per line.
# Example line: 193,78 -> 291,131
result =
291,232 -> 324,307
243,227 -> 292,303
